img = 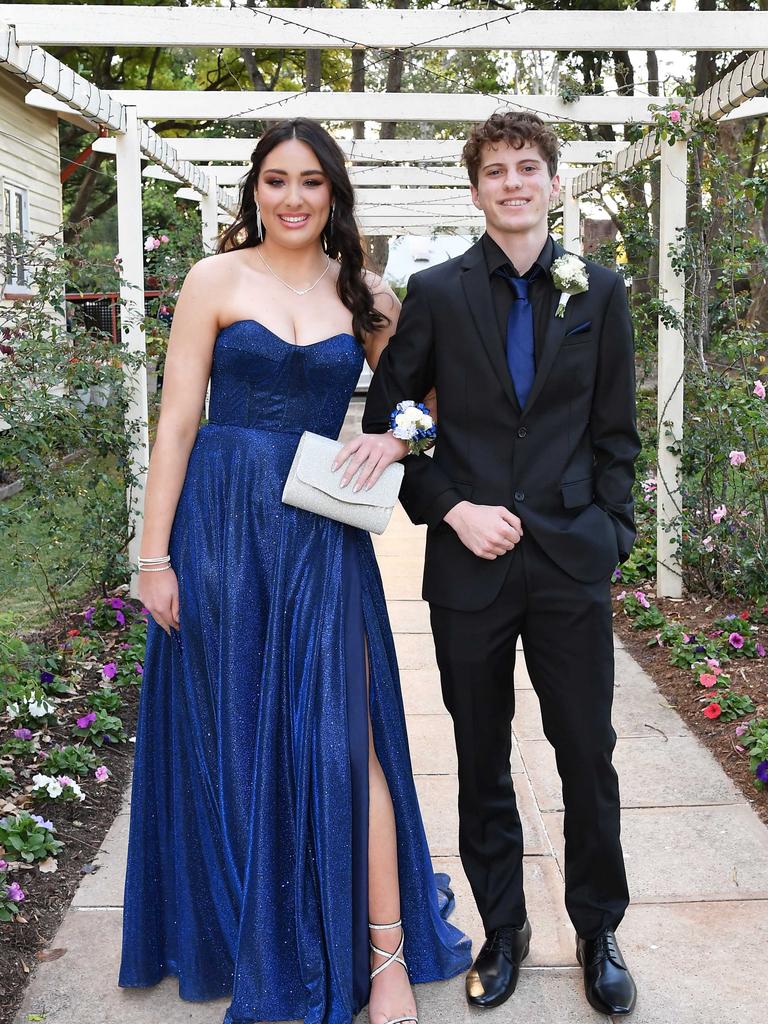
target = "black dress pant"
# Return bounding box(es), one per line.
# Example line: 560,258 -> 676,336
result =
430,533 -> 629,940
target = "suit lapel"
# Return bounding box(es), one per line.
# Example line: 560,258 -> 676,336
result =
460,241 -> 520,410
522,239 -> 570,416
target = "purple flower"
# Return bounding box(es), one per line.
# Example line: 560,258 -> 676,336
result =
95,765 -> 109,783
724,614 -> 737,621
634,590 -> 650,609
77,711 -> 97,729
756,761 -> 768,784
757,643 -> 766,658
694,645 -> 706,654
109,597 -> 125,610
728,632 -> 745,650
135,662 -> 143,675
83,607 -> 95,624
612,568 -> 622,582
30,814 -> 53,830
102,662 -> 117,680
6,881 -> 25,903
0,859 -> 8,871
13,728 -> 32,741
735,723 -> 749,737
39,671 -> 54,685
115,610 -> 126,627
120,643 -> 130,650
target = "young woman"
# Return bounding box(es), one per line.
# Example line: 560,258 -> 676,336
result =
118,118 -> 470,1024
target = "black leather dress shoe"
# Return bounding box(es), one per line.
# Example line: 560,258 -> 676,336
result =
577,929 -> 637,1016
465,919 -> 531,1008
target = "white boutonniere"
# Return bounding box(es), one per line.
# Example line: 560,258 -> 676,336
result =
551,253 -> 589,318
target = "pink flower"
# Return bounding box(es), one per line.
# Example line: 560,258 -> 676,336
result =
735,723 -> 749,737
705,658 -> 720,670
6,881 -> 25,903
77,711 -> 97,729
634,590 -> 650,609
0,859 -> 8,871
95,765 -> 110,783
729,450 -> 746,468
712,505 -> 727,523
616,590 -> 627,601
144,235 -> 157,252
703,702 -> 722,720
702,535 -> 714,553
698,673 -> 718,688
757,642 -> 766,658
728,632 -> 745,650
135,662 -> 144,675
102,662 -> 117,680
57,775 -> 74,787
160,234 -> 169,243
754,380 -> 766,399
668,109 -> 681,123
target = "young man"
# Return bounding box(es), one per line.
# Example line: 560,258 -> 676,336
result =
348,111 -> 640,1015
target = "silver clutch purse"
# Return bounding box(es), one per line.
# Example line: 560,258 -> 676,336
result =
281,431 -> 404,535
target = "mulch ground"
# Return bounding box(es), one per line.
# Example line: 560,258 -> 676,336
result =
612,589 -> 768,826
0,611 -> 141,1024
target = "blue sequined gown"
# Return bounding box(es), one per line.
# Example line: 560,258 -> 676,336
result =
119,320 -> 471,1024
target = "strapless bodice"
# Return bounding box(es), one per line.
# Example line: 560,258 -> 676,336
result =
207,319 -> 364,438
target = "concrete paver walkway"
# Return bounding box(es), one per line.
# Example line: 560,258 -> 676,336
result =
13,409 -> 768,1024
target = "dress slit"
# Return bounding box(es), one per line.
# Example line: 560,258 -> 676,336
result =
341,528 -> 371,1012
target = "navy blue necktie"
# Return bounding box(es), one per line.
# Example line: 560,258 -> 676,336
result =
496,269 -> 537,410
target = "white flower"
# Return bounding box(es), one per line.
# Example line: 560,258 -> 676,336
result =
28,697 -> 55,718
32,773 -> 63,798
551,254 -> 589,318
6,702 -> 20,720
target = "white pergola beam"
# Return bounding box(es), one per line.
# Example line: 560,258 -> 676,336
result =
0,20 -> 215,198
573,51 -> 768,197
96,137 -> 630,165
27,90 -> 664,125
116,106 -> 149,593
5,6 -> 767,51
656,140 -> 687,599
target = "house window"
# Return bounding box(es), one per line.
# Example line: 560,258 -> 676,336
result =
3,183 -> 30,289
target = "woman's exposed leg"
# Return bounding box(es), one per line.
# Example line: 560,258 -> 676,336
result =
366,641 -> 418,1024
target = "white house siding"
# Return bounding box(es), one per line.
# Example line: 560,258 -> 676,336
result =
0,66 -> 63,281
0,68 -> 64,430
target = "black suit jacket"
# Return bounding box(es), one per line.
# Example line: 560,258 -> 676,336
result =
363,236 -> 641,611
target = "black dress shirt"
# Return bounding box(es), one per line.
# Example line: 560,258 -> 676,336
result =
482,233 -> 556,368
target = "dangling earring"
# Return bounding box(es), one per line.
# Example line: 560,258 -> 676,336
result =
256,202 -> 264,242
325,200 -> 335,248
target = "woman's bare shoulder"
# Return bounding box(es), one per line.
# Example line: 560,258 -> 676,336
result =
183,249 -> 249,286
363,268 -> 400,318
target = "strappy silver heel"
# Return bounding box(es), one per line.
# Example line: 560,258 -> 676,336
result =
369,919 -> 418,1024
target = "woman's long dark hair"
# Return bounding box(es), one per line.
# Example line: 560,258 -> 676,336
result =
217,119 -> 388,342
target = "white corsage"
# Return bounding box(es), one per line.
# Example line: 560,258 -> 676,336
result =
551,253 -> 589,318
389,400 -> 436,456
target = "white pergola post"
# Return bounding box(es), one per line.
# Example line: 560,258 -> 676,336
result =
656,139 -> 687,598
200,174 -> 220,255
116,105 -> 149,596
562,179 -> 581,253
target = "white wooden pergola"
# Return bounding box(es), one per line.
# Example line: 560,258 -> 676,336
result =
2,5 -> 768,597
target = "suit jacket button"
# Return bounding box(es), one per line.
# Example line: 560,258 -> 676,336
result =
517,426 -> 528,438
514,490 -> 525,502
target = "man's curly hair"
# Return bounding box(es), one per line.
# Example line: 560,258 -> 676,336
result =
462,112 -> 559,186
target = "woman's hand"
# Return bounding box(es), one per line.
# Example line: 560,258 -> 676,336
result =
333,432 -> 408,492
139,568 -> 180,635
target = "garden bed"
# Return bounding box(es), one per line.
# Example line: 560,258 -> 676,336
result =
0,597 -> 144,1024
612,587 -> 768,826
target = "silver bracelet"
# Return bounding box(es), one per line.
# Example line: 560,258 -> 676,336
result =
139,563 -> 172,573
138,554 -> 170,564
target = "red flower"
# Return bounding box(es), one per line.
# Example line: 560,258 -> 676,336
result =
67,628 -> 80,637
703,702 -> 722,720
739,610 -> 750,621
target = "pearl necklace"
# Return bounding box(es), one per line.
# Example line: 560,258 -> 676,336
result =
256,249 -> 332,296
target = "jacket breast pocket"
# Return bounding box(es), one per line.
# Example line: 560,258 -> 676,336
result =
561,476 -> 594,509
561,330 -> 594,348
